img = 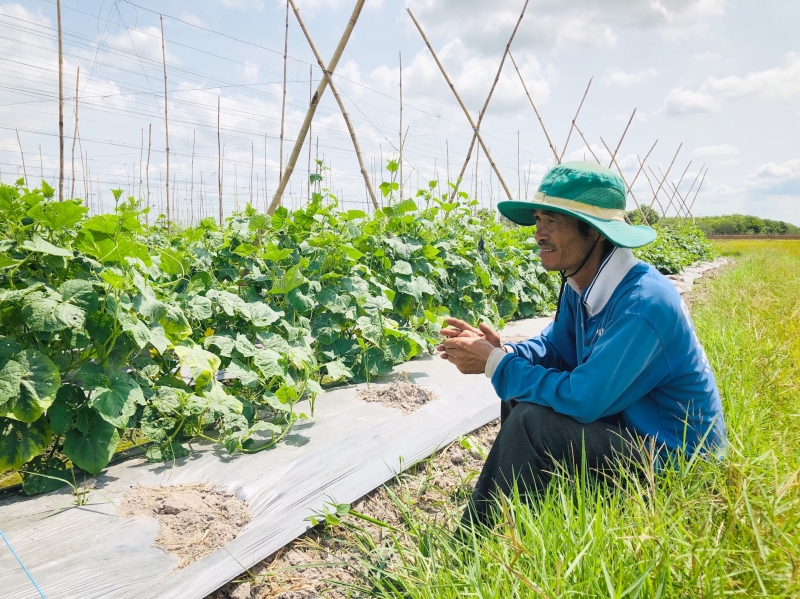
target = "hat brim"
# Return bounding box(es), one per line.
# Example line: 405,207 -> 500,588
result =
497,200 -> 656,248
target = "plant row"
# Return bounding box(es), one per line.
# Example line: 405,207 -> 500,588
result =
0,173 -> 715,494
0,177 -> 557,494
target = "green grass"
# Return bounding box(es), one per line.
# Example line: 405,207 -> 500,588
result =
344,244 -> 800,598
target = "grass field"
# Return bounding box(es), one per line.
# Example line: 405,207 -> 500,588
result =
339,240 -> 800,598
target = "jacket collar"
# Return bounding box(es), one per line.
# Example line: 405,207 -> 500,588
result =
566,247 -> 638,317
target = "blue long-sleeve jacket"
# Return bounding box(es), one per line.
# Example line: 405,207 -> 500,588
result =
492,248 -> 727,454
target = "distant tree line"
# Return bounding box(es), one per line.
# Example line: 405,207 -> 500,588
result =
666,214 -> 800,236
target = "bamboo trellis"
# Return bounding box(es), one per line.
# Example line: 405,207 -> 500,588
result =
449,0 -> 530,199
407,8 -> 513,200
268,0 -> 368,215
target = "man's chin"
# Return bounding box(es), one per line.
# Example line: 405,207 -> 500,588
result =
539,252 -> 559,271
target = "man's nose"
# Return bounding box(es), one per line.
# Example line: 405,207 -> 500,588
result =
535,227 -> 548,243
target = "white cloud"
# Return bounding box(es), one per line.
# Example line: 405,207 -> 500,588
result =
691,144 -> 738,158
103,26 -> 180,65
370,42 -> 551,117
220,0 -> 265,9
604,68 -> 658,86
661,53 -> 800,116
405,0 -> 724,52
747,158 -> 800,194
236,60 -> 260,84
660,87 -> 716,115
179,12 -> 209,28
699,52 -> 800,99
270,0 -> 384,16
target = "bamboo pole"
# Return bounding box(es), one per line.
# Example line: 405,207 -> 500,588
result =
666,179 -> 690,220
190,130 -> 195,222
679,163 -> 705,220
650,166 -> 681,220
573,122 -> 601,163
160,15 -> 170,232
70,67 -> 80,199
287,0 -> 378,209
218,96 -> 223,225
660,160 -> 691,217
279,0 -> 289,181
649,143 -> 682,209
517,130 -> 520,199
57,0 -> 64,200
138,127 -> 143,201
307,64 -> 312,201
688,167 -> 708,213
39,145 -> 43,186
447,1 -> 528,199
558,77 -> 593,164
508,50 -> 558,163
657,172 -> 686,223
607,108 -> 636,168
16,129 -> 27,186
264,133 -> 268,212
446,139 -> 450,186
268,0 -> 367,214
399,51 -> 403,202
474,143 -> 479,201
250,140 -> 254,205
627,139 -> 658,195
639,162 -> 667,217
407,8 -> 513,199
600,136 -> 648,226
81,150 -> 87,203
146,124 -> 151,222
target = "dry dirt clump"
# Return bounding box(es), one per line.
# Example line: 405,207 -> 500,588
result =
119,484 -> 251,569
355,376 -> 440,414
205,419 -> 500,599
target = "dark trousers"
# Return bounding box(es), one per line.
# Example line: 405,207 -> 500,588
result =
462,400 -> 642,528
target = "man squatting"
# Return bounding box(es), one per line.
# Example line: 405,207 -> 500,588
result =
437,162 -> 727,527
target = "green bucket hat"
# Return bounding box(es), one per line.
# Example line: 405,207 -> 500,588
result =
497,161 -> 656,248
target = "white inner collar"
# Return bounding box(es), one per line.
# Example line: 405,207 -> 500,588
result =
566,247 -> 638,317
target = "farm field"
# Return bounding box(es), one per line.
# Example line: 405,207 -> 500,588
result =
211,240 -> 800,598
0,178 -> 715,493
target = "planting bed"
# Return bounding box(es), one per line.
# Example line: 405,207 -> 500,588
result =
0,257 -> 719,599
0,177 -> 721,598
0,323 -> 542,599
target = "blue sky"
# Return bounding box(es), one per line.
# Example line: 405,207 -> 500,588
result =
1,0 -> 798,224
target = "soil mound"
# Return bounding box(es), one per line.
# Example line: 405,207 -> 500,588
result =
356,376 -> 440,414
119,483 -> 251,569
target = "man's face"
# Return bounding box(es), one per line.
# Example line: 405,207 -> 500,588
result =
533,210 -> 599,272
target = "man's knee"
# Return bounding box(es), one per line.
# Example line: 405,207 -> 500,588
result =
501,402 -> 586,460
501,402 -> 559,447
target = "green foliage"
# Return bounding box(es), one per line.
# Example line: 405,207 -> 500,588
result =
0,173 -> 557,492
0,170 -> 715,492
678,214 -> 800,236
626,204 -> 660,225
634,223 -> 716,274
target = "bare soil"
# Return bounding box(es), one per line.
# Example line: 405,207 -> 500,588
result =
355,375 -> 440,415
206,420 -> 500,599
119,484 -> 251,569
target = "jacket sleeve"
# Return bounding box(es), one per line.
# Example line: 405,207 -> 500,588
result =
504,288 -> 578,371
491,313 -> 668,423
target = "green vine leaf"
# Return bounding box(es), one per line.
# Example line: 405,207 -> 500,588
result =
0,417 -> 52,471
90,373 -> 144,429
20,234 -> 73,257
62,412 -> 119,475
0,350 -> 60,422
